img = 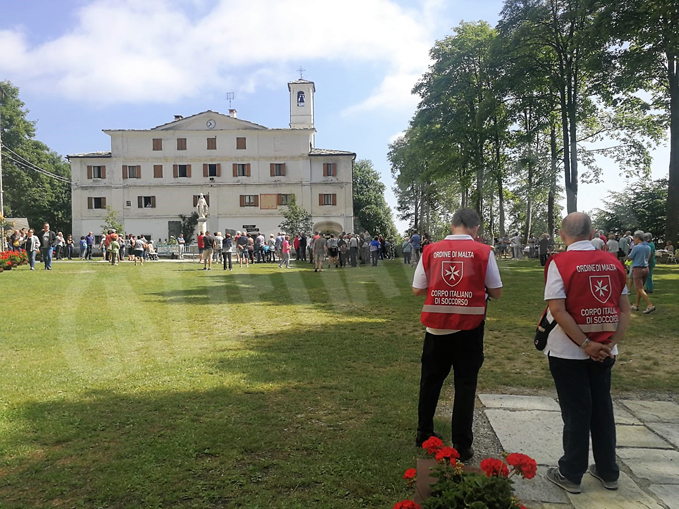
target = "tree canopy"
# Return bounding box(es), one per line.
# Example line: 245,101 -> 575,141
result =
352,159 -> 396,237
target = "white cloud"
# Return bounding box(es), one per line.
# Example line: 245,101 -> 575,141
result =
0,0 -> 441,110
388,130 -> 406,144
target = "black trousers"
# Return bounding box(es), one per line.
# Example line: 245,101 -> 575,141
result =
540,253 -> 549,266
223,252 -> 232,270
549,355 -> 618,484
417,323 -> 485,450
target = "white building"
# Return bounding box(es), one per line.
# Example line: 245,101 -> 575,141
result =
68,79 -> 355,243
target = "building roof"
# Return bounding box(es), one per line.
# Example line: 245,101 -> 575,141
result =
288,79 -> 316,92
149,110 -> 269,131
67,151 -> 112,159
3,218 -> 30,230
309,148 -> 356,158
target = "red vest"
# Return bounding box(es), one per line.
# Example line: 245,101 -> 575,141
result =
420,239 -> 491,330
547,250 -> 626,343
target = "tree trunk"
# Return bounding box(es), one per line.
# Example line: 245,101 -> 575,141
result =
567,76 -> 579,213
560,86 -> 575,213
665,52 -> 679,245
524,160 -> 533,243
549,125 -> 558,236
497,172 -> 505,238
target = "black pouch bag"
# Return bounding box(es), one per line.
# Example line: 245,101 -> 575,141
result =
534,307 -> 558,351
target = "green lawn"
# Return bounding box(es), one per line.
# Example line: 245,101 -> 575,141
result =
1,259 -> 677,508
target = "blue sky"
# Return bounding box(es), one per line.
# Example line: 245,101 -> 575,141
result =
0,0 -> 670,233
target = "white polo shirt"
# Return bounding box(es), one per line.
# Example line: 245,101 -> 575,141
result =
413,235 -> 502,335
544,240 -> 627,359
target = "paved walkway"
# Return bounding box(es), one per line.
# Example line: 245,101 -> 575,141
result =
477,394 -> 679,509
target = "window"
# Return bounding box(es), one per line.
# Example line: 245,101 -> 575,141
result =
278,194 -> 293,206
193,195 -> 210,207
270,163 -> 286,177
203,163 -> 221,177
207,137 -> 217,150
297,91 -> 305,106
236,137 -> 246,150
240,195 -> 258,207
153,138 -> 162,151
138,196 -> 156,208
88,197 -> 106,209
319,193 -> 337,206
173,164 -> 192,178
123,165 -> 140,179
87,165 -> 106,179
233,163 -> 251,177
177,138 -> 187,150
126,201 -> 132,207
323,163 -> 337,177
153,165 -> 163,178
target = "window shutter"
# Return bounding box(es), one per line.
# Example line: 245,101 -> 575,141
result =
154,165 -> 162,178
193,195 -> 198,207
138,196 -> 143,208
332,163 -> 337,177
216,164 -> 221,177
319,194 -> 323,206
203,164 -> 208,177
240,195 -> 245,207
246,164 -> 251,177
87,166 -> 92,179
137,166 -> 141,179
322,163 -> 327,177
270,163 -> 275,177
254,195 -> 259,207
88,197 -> 93,209
281,163 -> 286,176
101,166 -> 106,179
153,138 -> 162,151
277,193 -> 283,205
332,194 -> 337,206
173,165 -> 178,178
122,165 -> 128,179
233,164 -> 238,177
151,196 -> 156,208
186,164 -> 192,177
101,197 -> 106,208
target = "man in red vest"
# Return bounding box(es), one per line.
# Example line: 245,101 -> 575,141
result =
412,208 -> 502,462
543,212 -> 631,494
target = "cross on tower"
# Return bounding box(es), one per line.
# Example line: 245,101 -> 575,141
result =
297,66 -> 305,79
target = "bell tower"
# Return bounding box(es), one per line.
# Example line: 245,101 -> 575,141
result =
288,78 -> 315,129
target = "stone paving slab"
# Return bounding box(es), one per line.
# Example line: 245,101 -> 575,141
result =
567,471 -> 664,509
613,402 -> 643,426
648,484 -> 679,509
616,424 -> 673,449
618,448 -> 679,484
485,409 -> 593,466
478,394 -> 561,412
646,422 -> 679,449
621,400 -> 679,424
513,466 -> 570,505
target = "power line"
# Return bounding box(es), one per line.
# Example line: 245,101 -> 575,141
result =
0,144 -> 71,184
1,153 -> 72,185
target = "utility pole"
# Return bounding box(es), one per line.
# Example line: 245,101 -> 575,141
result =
0,84 -> 5,252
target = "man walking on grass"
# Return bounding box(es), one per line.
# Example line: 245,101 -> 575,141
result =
412,208 -> 502,462
543,212 -> 630,495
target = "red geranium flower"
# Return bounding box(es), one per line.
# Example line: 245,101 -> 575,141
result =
506,453 -> 537,479
421,436 -> 443,455
435,446 -> 460,463
393,501 -> 420,509
403,468 -> 417,481
480,458 -> 509,478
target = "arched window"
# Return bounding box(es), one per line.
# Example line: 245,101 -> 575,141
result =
297,91 -> 305,106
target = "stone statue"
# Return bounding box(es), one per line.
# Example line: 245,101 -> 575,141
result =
196,193 -> 208,218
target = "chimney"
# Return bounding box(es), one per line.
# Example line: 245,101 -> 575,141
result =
174,114 -> 183,121
229,109 -> 237,118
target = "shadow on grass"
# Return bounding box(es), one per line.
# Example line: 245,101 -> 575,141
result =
1,311 -> 423,508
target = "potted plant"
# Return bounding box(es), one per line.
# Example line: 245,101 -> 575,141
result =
394,437 -> 536,509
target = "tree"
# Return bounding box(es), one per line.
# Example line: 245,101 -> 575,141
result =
100,206 -> 124,235
179,212 -> 199,245
352,159 -> 396,236
597,0 -> 679,244
278,196 -> 313,235
0,81 -> 72,232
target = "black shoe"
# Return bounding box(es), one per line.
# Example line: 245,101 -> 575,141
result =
456,446 -> 474,463
415,431 -> 443,448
